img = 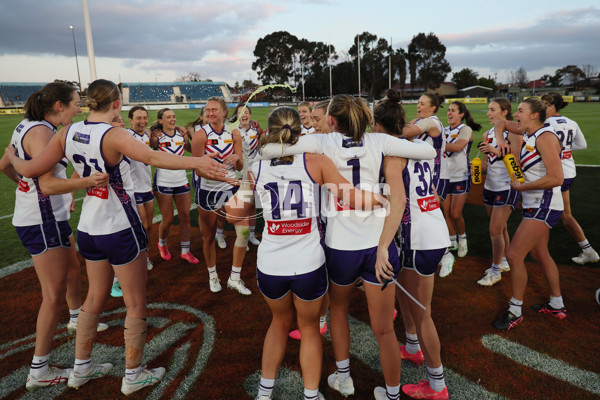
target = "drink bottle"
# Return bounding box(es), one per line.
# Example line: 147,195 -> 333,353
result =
503,153 -> 525,183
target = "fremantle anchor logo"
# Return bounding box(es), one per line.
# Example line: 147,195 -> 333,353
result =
0,303 -> 215,399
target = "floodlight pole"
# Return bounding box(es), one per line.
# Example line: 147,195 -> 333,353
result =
357,34 -> 361,98
389,37 -> 392,89
69,25 -> 82,94
328,44 -> 333,99
82,0 -> 97,81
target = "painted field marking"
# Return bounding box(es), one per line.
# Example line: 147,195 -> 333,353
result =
0,303 -> 216,399
482,334 -> 600,395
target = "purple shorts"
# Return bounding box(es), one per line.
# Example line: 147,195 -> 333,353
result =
561,178 -> 575,192
153,183 -> 191,196
16,221 -> 72,256
436,178 -> 449,201
448,179 -> 471,196
134,191 -> 155,205
257,263 -> 328,301
195,186 -> 239,212
522,208 -> 563,228
78,226 -> 148,266
326,242 -> 399,286
483,188 -> 520,208
400,248 -> 446,276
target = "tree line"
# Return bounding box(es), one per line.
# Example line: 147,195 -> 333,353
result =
250,31 -> 599,99
251,31 -> 451,99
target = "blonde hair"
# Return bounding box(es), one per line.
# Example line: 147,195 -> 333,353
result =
259,107 -> 301,163
207,96 -> 228,120
86,79 -> 120,111
328,95 -> 372,141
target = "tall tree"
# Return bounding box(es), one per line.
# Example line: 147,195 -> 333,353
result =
348,32 -> 392,97
477,76 -> 497,90
451,68 -> 479,89
393,48 -> 407,97
510,67 -> 528,88
176,72 -> 203,82
407,33 -> 452,90
580,64 -> 598,78
252,31 -> 299,84
555,65 -> 585,85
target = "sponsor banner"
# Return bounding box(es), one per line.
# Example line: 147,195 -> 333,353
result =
575,96 -> 586,102
0,108 -> 23,115
563,95 -> 574,102
267,218 -> 311,235
444,98 -> 487,104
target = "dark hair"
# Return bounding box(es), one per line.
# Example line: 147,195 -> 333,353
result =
259,107 -> 301,163
490,98 -> 513,121
185,106 -> 205,128
86,79 -> 120,111
328,95 -> 372,141
421,93 -> 440,113
522,98 -> 546,123
128,105 -> 147,120
229,102 -> 252,123
150,108 -> 172,131
24,82 -> 77,121
450,101 -> 482,131
541,92 -> 567,111
373,89 -> 405,136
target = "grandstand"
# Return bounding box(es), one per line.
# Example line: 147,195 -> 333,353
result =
0,82 -> 45,107
122,81 -> 232,104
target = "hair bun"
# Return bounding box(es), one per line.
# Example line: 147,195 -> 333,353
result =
387,89 -> 401,103
87,98 -> 98,109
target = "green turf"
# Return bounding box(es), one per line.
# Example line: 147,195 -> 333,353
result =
0,103 -> 598,268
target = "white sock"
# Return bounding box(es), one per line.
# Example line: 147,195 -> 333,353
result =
158,238 -> 167,246
385,384 -> 400,399
230,266 -> 241,280
207,266 -> 217,278
578,239 -> 592,253
319,315 -> 327,329
405,332 -> 421,354
250,226 -> 256,236
216,228 -> 224,236
449,235 -> 457,246
113,275 -> 119,284
508,297 -> 523,317
335,358 -> 350,381
181,241 -> 190,255
304,388 -> 320,400
257,377 -> 275,398
125,365 -> 143,381
69,307 -> 81,324
30,354 -> 49,379
549,295 -> 564,309
427,365 -> 446,392
74,358 -> 92,374
491,264 -> 501,276
502,257 -> 508,264
458,233 -> 467,241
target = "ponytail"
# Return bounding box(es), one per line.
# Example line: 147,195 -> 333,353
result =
451,101 -> 482,131
24,82 -> 76,121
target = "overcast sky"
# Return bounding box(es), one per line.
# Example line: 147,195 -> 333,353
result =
1,0 -> 599,89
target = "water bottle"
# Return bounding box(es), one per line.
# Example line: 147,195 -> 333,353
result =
471,154 -> 482,184
503,153 -> 525,183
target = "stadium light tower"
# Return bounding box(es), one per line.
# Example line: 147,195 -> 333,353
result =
69,25 -> 82,94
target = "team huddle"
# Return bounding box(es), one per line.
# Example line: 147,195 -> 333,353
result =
0,79 -> 597,399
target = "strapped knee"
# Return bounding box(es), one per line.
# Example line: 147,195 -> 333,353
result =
124,316 -> 147,369
234,224 -> 250,248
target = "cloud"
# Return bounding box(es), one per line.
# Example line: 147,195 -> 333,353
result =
0,0 -> 281,62
441,7 -> 600,78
